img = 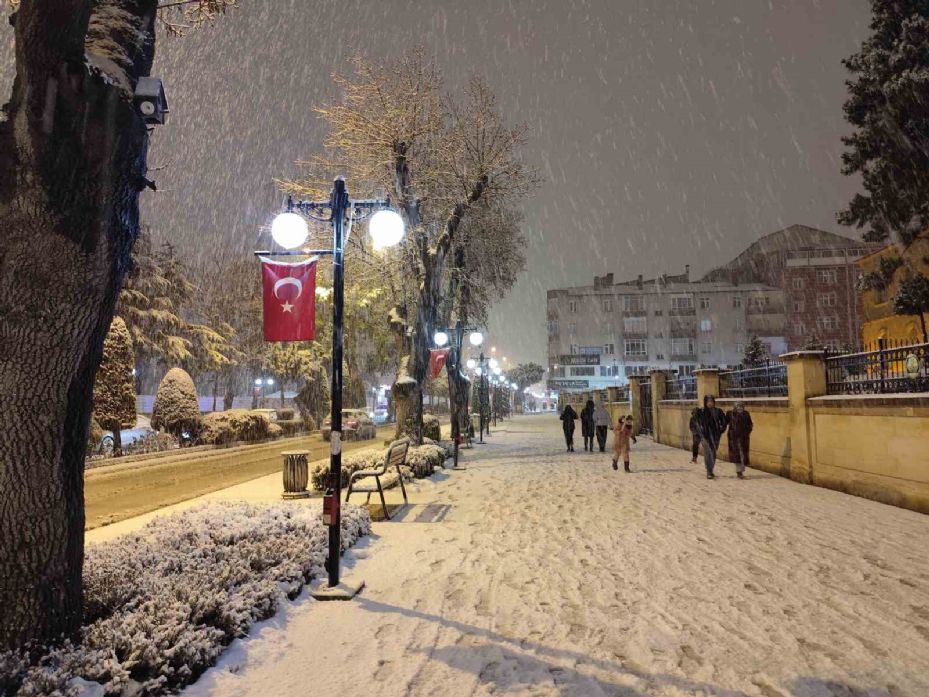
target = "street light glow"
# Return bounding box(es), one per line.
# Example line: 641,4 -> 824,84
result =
469,331 -> 484,346
466,358 -> 476,370
369,209 -> 405,249
489,358 -> 499,370
433,331 -> 449,347
271,212 -> 309,249
254,378 -> 263,386
266,378 -> 274,386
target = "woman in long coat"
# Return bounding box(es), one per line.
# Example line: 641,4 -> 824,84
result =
580,399 -> 596,451
560,403 -> 578,452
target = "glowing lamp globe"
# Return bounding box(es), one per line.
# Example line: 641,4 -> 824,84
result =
493,366 -> 502,376
369,210 -> 405,249
434,331 -> 449,347
466,358 -> 477,370
254,378 -> 263,386
489,358 -> 499,370
266,378 -> 275,386
469,331 -> 484,347
271,212 -> 309,249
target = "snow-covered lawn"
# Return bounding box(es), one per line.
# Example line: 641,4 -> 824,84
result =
181,415 -> 929,696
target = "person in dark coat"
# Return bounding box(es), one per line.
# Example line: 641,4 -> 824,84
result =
593,400 -> 611,452
560,404 -> 578,452
688,406 -> 701,464
694,394 -> 728,479
580,399 -> 595,451
726,401 -> 753,479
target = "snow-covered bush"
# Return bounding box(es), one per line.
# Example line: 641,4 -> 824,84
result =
422,413 -> 441,441
276,408 -> 295,421
310,450 -> 383,491
276,418 -> 304,437
407,443 -> 448,478
0,502 -> 371,697
198,409 -> 274,445
92,317 -> 137,454
151,368 -> 201,439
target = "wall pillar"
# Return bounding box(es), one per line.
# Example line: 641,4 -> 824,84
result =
628,376 -> 643,435
781,351 -> 826,484
649,370 -> 669,441
694,368 -> 720,405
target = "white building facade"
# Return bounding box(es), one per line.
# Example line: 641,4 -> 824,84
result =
546,271 -> 786,391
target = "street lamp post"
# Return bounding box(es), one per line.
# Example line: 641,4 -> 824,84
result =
262,177 -> 403,593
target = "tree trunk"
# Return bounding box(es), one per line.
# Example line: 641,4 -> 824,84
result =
212,375 -> 219,412
920,312 -> 928,345
0,0 -> 157,649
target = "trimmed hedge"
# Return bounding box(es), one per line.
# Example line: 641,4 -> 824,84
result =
0,502 -> 371,696
198,410 -> 278,446
423,413 -> 441,441
310,442 -> 450,491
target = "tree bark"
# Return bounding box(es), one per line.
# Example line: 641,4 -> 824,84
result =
0,0 -> 157,649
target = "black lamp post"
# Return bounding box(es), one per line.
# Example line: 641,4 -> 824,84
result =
260,177 -> 403,592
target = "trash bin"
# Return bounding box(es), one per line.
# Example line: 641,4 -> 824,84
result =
281,450 -> 310,499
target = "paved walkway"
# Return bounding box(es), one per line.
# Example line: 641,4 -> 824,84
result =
177,415 -> 929,696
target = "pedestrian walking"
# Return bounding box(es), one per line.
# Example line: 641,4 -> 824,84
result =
580,399 -> 595,451
688,406 -> 701,463
593,400 -> 611,452
560,403 -> 578,452
726,401 -> 753,480
612,414 -> 637,472
694,395 -> 728,479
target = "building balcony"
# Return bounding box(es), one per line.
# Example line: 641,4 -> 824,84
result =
671,352 -> 697,361
669,307 -> 696,317
622,309 -> 647,317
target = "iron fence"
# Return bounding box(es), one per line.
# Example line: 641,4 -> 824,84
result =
719,361 -> 788,398
825,338 -> 929,395
664,375 -> 697,400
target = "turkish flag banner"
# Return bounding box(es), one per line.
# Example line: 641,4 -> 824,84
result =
261,257 -> 318,342
429,348 -> 451,380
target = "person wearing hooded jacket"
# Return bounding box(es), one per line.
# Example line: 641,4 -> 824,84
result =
593,400 -> 611,452
726,401 -> 753,479
580,399 -> 595,451
694,394 -> 728,479
560,403 -> 578,452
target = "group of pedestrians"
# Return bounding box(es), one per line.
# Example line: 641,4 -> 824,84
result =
560,394 -> 754,480
559,398 -> 635,472
688,396 -> 753,479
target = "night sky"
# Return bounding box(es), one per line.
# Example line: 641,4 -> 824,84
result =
0,1 -> 872,364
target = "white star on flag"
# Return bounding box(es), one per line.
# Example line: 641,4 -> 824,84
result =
281,301 -> 294,313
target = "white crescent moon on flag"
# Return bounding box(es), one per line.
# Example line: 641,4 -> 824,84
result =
273,276 -> 303,299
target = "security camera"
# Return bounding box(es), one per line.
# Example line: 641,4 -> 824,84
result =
134,77 -> 169,125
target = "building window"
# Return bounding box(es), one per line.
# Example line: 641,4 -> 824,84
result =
603,343 -> 615,355
671,337 -> 695,356
736,343 -> 745,354
792,277 -> 805,290
624,339 -> 647,357
580,346 -> 602,355
623,296 -> 644,313
699,297 -> 710,310
748,296 -> 769,311
571,366 -> 595,377
700,319 -> 712,332
701,341 -> 712,354
816,269 -> 838,285
570,344 -> 578,354
793,299 -> 805,313
732,296 -> 742,308
654,309 -> 663,316
623,316 -> 647,334
655,353 -> 665,360
568,299 -> 578,313
735,318 -> 744,330
569,323 -> 577,334
818,292 -> 838,308
792,321 -> 805,336
818,316 -> 839,331
624,365 -> 650,377
602,298 -> 612,312
671,296 -> 694,312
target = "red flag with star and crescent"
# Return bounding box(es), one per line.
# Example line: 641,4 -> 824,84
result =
261,257 -> 318,342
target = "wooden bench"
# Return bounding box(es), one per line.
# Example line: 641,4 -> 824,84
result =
345,439 -> 409,520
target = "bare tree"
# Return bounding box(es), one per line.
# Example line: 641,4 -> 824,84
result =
283,50 -> 536,442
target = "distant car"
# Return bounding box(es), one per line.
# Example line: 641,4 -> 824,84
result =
92,426 -> 155,456
322,409 -> 377,441
249,408 -> 279,422
371,408 -> 389,425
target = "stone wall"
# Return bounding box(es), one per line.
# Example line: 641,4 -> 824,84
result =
627,358 -> 929,515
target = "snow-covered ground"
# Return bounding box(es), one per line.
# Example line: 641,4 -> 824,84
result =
181,415 -> 929,696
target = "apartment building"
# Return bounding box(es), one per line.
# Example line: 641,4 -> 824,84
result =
703,224 -> 877,350
546,270 -> 785,391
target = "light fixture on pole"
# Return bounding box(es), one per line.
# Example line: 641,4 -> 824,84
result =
469,331 -> 484,347
433,331 -> 449,347
466,358 -> 476,370
260,180 -> 404,598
